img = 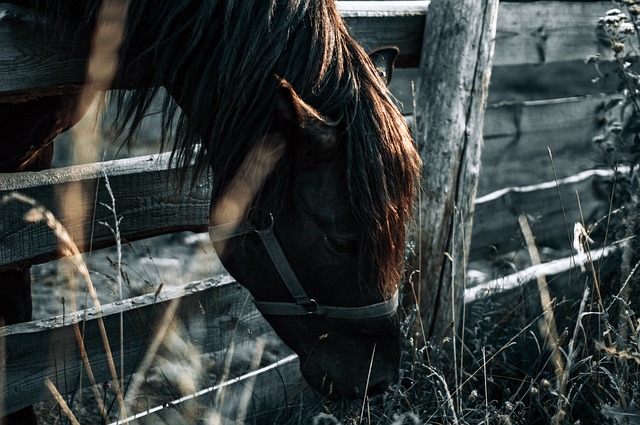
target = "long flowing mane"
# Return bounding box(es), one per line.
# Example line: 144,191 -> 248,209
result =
38,0 -> 421,294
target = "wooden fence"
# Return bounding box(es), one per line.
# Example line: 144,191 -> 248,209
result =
0,0 -> 619,420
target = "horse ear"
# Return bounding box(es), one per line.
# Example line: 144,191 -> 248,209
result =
275,77 -> 339,162
369,47 -> 399,86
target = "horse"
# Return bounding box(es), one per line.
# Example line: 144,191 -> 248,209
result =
0,0 -> 421,421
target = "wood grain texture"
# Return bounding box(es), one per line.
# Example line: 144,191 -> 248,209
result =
495,1 -> 614,66
0,153 -> 211,271
0,3 -> 90,101
471,169 -> 613,260
480,94 -> 613,195
390,60 -> 617,115
0,275 -> 281,415
0,1 -> 619,99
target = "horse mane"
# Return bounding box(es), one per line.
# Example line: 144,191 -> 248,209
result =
37,0 -> 421,295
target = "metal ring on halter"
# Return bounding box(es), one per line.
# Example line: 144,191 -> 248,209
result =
303,299 -> 319,314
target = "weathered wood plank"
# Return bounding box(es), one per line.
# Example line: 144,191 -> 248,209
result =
0,153 -> 211,271
471,168 -> 613,260
0,275 -> 278,415
2,158 -> 612,276
0,1 -> 430,99
479,94 -> 613,196
0,1 -> 619,99
339,1 -> 429,67
487,59 -> 618,104
0,3 -> 90,101
495,1 -> 614,66
466,245 -> 618,304
390,61 -> 618,115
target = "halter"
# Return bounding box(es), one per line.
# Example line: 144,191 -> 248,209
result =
209,217 -> 399,319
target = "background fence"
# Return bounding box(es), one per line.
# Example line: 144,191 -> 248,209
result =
0,0 -> 619,420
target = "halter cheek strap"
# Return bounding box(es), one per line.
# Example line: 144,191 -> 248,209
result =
209,219 -> 399,319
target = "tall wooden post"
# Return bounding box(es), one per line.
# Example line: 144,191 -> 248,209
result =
411,0 -> 499,341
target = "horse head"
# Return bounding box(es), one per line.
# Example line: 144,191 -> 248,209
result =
52,0 -> 421,399
208,48 -> 418,399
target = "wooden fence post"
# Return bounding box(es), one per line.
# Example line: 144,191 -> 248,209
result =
411,0 -> 499,341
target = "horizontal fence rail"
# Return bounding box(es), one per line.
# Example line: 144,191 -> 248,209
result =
480,94 -> 615,195
0,1 -> 617,100
0,1 -> 430,99
472,168 -> 614,259
0,275 -> 278,414
0,153 -> 210,271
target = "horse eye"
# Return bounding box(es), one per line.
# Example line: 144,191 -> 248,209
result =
325,235 -> 359,254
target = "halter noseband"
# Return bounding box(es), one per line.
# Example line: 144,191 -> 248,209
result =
208,217 -> 399,319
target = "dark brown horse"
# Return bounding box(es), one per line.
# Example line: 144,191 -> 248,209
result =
1,0 -> 421,421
